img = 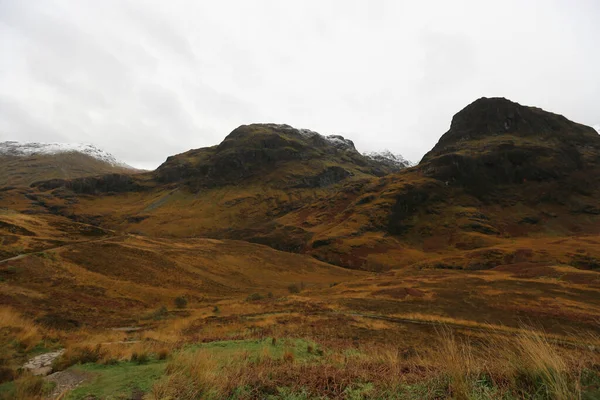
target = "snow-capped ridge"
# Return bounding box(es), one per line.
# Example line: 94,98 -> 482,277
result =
245,124 -> 412,169
363,150 -> 414,168
593,125 -> 600,134
266,124 -> 357,151
0,141 -> 134,169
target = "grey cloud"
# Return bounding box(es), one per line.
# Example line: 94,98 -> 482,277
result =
0,97 -> 66,142
1,0 -> 599,168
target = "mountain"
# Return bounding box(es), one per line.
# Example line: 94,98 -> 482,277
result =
3,100 -> 600,270
420,97 -> 600,195
154,124 -> 409,188
363,150 -> 413,169
287,97 -> 600,268
15,124 -> 412,249
0,141 -> 139,187
1,99 -> 599,399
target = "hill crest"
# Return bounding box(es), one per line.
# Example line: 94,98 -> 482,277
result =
0,141 -> 138,188
154,123 -> 411,188
0,141 -> 134,169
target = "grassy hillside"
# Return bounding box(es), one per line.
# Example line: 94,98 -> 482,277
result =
1,99 -> 599,398
0,153 -> 139,188
6,100 -> 598,273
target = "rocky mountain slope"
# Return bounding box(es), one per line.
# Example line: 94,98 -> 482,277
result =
2,99 -> 599,272
1,102 -> 599,400
363,150 -> 413,169
284,97 -> 600,268
154,124 -> 409,189
0,141 -> 138,187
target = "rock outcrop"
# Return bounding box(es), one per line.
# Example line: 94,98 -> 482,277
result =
419,97 -> 600,196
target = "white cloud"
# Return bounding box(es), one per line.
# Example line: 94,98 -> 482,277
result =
1,0 -> 599,169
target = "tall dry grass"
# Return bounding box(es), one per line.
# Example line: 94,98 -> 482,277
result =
149,350 -> 225,399
512,330 -> 581,399
435,328 -> 480,399
146,326 -> 598,399
0,306 -> 42,351
432,327 -> 591,400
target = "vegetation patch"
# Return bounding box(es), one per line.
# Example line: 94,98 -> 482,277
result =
64,361 -> 166,400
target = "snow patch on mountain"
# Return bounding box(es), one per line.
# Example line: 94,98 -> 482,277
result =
593,125 -> 600,134
268,124 -> 412,168
268,124 -> 357,151
0,141 -> 134,168
363,150 -> 413,168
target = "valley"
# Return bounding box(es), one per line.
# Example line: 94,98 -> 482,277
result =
1,98 -> 600,399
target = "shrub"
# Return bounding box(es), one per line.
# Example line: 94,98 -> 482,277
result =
267,292 -> 273,299
131,351 -> 149,364
15,374 -> 48,399
102,357 -> 119,366
287,284 -> 300,294
142,306 -> 169,321
53,345 -> 105,371
0,365 -> 15,384
246,293 -> 263,302
283,350 -> 295,363
35,313 -> 80,330
174,296 -> 188,309
158,348 -> 170,361
36,252 -> 57,262
213,306 -> 220,314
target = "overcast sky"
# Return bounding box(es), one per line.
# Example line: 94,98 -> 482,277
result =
1,1 -> 599,169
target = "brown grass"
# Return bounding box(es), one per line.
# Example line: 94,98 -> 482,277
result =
145,326 -> 599,399
13,373 -> 48,400
0,307 -> 42,351
513,330 -> 580,399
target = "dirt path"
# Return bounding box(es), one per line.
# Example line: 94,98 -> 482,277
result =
0,253 -> 26,263
22,349 -> 90,398
45,370 -> 88,399
0,234 -> 126,264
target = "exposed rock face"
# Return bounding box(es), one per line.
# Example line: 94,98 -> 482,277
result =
22,349 -> 64,376
420,97 -> 600,195
387,181 -> 445,235
292,166 -> 352,188
424,97 -> 599,151
32,174 -> 142,194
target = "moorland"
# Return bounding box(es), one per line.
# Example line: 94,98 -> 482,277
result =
1,97 -> 600,399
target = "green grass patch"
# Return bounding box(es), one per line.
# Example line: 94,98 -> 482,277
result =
186,337 -> 322,363
0,381 -> 15,399
65,360 -> 166,400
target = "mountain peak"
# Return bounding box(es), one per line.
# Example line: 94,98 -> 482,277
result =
363,150 -> 413,168
418,98 -> 600,195
0,141 -> 133,169
156,123 -> 408,187
221,123 -> 358,152
425,97 -> 600,160
0,141 -> 138,187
